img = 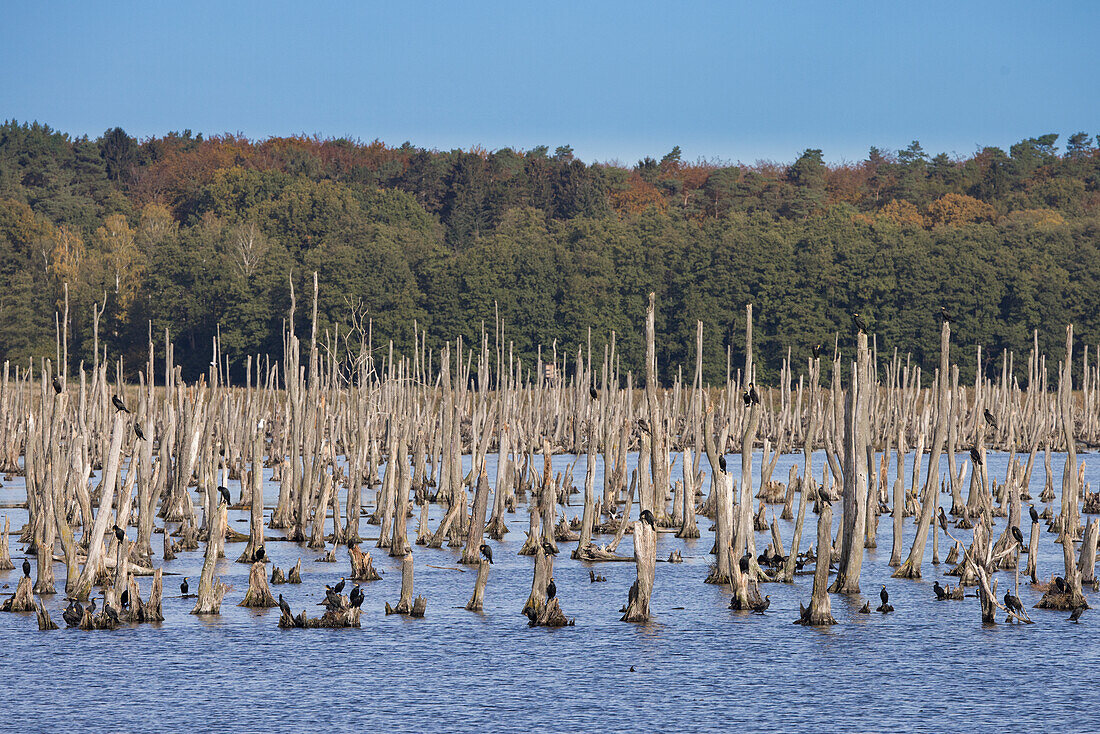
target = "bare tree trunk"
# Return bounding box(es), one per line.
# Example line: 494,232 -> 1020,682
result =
465,558 -> 491,612
798,500 -> 836,625
191,502 -> 229,615
621,520 -> 656,622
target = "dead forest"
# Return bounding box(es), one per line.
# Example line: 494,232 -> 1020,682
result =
2,279 -> 1098,632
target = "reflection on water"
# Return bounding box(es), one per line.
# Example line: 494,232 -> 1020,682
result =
0,449 -> 1098,732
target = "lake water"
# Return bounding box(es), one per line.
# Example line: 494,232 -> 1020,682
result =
0,449 -> 1098,732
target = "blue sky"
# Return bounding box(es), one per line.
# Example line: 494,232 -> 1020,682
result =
2,1 -> 1097,165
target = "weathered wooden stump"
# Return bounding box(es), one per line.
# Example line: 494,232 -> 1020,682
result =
385,554 -> 416,615
796,501 -> 837,626
238,561 -> 278,607
621,521 -> 655,623
0,516 -> 14,570
270,566 -> 287,584
349,544 -> 383,581
35,598 -> 58,630
465,558 -> 491,612
287,558 -> 302,584
1,576 -> 35,612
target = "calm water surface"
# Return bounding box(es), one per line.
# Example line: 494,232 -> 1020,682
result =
1,450 -> 1098,733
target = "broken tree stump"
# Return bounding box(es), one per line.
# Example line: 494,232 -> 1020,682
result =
465,558 -> 491,612
238,561 -> 278,608
385,554 -> 416,615
349,544 -> 383,581
621,520 -> 655,622
35,598 -> 58,630
191,502 -> 229,615
1,576 -> 35,612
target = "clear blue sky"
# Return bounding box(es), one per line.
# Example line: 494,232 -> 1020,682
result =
2,1 -> 1097,165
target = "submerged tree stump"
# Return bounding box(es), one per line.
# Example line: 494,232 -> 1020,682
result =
531,597 -> 573,627
385,554 -> 416,615
238,561 -> 278,608
349,544 -> 383,581
0,516 -> 13,570
1,576 -> 35,612
522,547 -> 553,618
621,521 -> 656,622
270,566 -> 287,584
797,501 -> 837,626
35,598 -> 58,630
465,558 -> 491,611
191,503 -> 229,615
287,558 -> 302,584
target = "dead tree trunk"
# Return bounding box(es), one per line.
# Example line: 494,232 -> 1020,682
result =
797,500 -> 836,626
465,558 -> 491,612
238,561 -> 278,607
621,520 -> 656,622
191,502 -> 229,615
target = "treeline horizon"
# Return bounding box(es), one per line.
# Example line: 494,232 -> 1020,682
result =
2,119 -> 1100,386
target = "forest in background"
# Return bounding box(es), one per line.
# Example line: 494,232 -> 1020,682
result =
1,120 -> 1099,385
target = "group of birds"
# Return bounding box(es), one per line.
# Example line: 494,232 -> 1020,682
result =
275,575 -> 364,621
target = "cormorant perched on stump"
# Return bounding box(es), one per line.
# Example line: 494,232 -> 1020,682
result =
546,578 -> 557,602
52,376 -> 62,394
480,544 -> 493,564
134,423 -> 146,441
217,486 -> 231,505
278,594 -> 292,618
940,307 -> 952,324
350,584 -> 364,609
718,455 -> 727,473
1030,504 -> 1039,524
589,387 -> 598,401
880,585 -> 889,607
113,525 -> 126,543
1070,606 -> 1086,623
639,509 -> 656,530
934,581 -> 948,600
112,395 -> 130,413
852,312 -> 868,334
970,447 -> 982,466
1011,525 -> 1024,547
333,577 -> 346,594
750,595 -> 771,614
180,577 -> 189,595
22,558 -> 30,577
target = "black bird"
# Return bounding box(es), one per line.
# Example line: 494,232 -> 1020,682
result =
937,507 -> 948,532
852,312 -> 868,334
113,524 -> 126,543
1070,606 -> 1086,623
742,390 -> 752,406
940,307 -> 952,324
750,595 -> 771,614
1054,577 -> 1068,595
525,607 -> 539,626
934,581 -> 948,600
748,383 -> 760,405
739,553 -> 752,574
811,344 -> 821,359
880,585 -> 889,607
637,418 -> 650,434
134,423 -> 146,441
253,546 -> 266,562
87,597 -> 96,615
546,578 -> 557,602
104,602 -> 120,625
480,543 -> 493,564
589,387 -> 599,401
333,577 -> 346,594
217,486 -> 231,505
111,395 -> 130,413
62,600 -> 82,627
718,455 -> 727,473
349,584 -> 364,609
322,586 -> 342,609
52,375 -> 62,394
120,588 -> 130,609
1011,525 -> 1024,547
983,409 -> 997,430
969,447 -> 983,466
22,558 -> 31,577
180,577 -> 189,595
1004,591 -> 1024,616
639,509 -> 656,530
1029,504 -> 1039,524
541,540 -> 558,556
278,594 -> 293,618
